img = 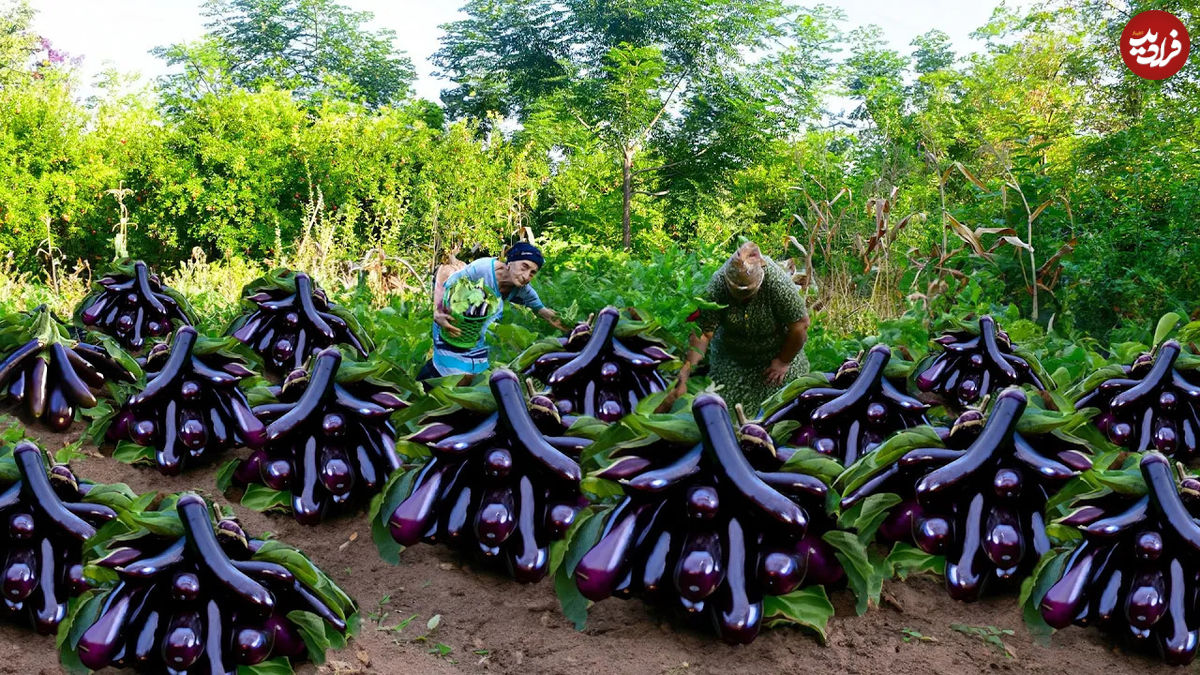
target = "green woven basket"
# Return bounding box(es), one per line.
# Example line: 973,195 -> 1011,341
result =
442,312 -> 489,349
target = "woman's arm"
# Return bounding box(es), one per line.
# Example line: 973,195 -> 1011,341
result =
677,330 -> 714,386
656,330 -> 713,412
778,315 -> 809,363
765,316 -> 809,386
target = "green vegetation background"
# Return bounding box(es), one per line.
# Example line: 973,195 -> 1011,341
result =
0,0 -> 1196,345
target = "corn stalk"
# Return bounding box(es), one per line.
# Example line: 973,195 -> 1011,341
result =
36,215 -> 60,294
105,182 -> 136,261
998,164 -> 1044,320
788,182 -> 852,295
859,187 -> 924,319
945,158 -> 1067,321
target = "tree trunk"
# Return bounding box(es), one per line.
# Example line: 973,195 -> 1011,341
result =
622,146 -> 634,250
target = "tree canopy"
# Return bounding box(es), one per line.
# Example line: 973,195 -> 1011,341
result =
153,0 -> 416,109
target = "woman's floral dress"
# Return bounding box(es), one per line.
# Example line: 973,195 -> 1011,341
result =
697,257 -> 809,412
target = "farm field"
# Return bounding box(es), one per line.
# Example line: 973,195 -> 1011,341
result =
0,417 -> 1157,675
0,262 -> 1196,673
4,0 -> 1199,672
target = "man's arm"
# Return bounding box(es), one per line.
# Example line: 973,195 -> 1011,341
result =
432,265 -> 453,312
432,265 -> 463,337
537,307 -> 568,333
509,284 -> 565,332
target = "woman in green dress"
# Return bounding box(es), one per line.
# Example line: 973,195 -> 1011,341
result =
666,241 -> 810,413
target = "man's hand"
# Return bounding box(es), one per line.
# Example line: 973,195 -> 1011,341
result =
434,309 -> 462,338
764,358 -> 789,387
538,307 -> 568,333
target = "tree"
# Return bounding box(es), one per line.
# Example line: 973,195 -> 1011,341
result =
570,44 -> 674,249
436,0 -> 791,124
844,26 -> 908,144
433,0 -> 572,123
909,29 -> 956,108
154,0 -> 415,109
437,0 -> 802,249
657,6 -> 844,229
0,0 -> 38,87
911,29 -> 954,76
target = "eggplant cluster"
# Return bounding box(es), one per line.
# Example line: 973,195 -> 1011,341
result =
388,369 -> 588,582
841,388 -> 1090,600
0,442 -> 117,633
227,270 -> 371,375
524,307 -> 672,422
232,347 -> 405,524
915,315 -> 1047,409
107,326 -> 266,475
76,260 -> 196,351
762,344 -> 930,465
576,394 -> 835,644
1075,340 -> 1200,459
1041,453 -> 1200,665
0,307 -> 135,431
75,493 -> 355,671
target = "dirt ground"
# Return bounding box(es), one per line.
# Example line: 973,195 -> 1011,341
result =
0,414 -> 1168,675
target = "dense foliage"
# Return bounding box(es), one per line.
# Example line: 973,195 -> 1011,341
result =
0,0 -> 1195,341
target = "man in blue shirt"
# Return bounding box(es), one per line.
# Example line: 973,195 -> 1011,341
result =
418,242 -> 566,384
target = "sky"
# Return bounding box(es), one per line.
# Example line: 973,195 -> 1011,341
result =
30,0 -> 1028,102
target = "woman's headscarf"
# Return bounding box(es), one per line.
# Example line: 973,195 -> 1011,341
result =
723,241 -> 765,300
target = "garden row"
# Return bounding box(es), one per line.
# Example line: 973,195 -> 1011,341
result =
0,421 -> 355,673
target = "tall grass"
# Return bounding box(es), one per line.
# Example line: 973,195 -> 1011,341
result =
0,252 -> 91,319
162,249 -> 264,334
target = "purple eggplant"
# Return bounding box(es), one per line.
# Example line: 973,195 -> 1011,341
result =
73,494 -> 354,671
576,505 -> 644,601
674,530 -> 724,602
695,395 -> 806,533
492,371 -> 581,482
74,260 -> 196,351
161,611 -> 203,670
507,475 -> 549,582
389,462 -> 447,546
474,486 -> 517,546
758,549 -> 806,595
525,307 -> 675,420
178,494 -> 273,616
713,517 -> 762,645
233,626 -> 274,665
233,346 -> 405,523
569,389 -> 839,643
1038,450 -> 1200,664
78,585 -> 142,669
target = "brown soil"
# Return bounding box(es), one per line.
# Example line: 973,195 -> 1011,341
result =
0,415 -> 1166,675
